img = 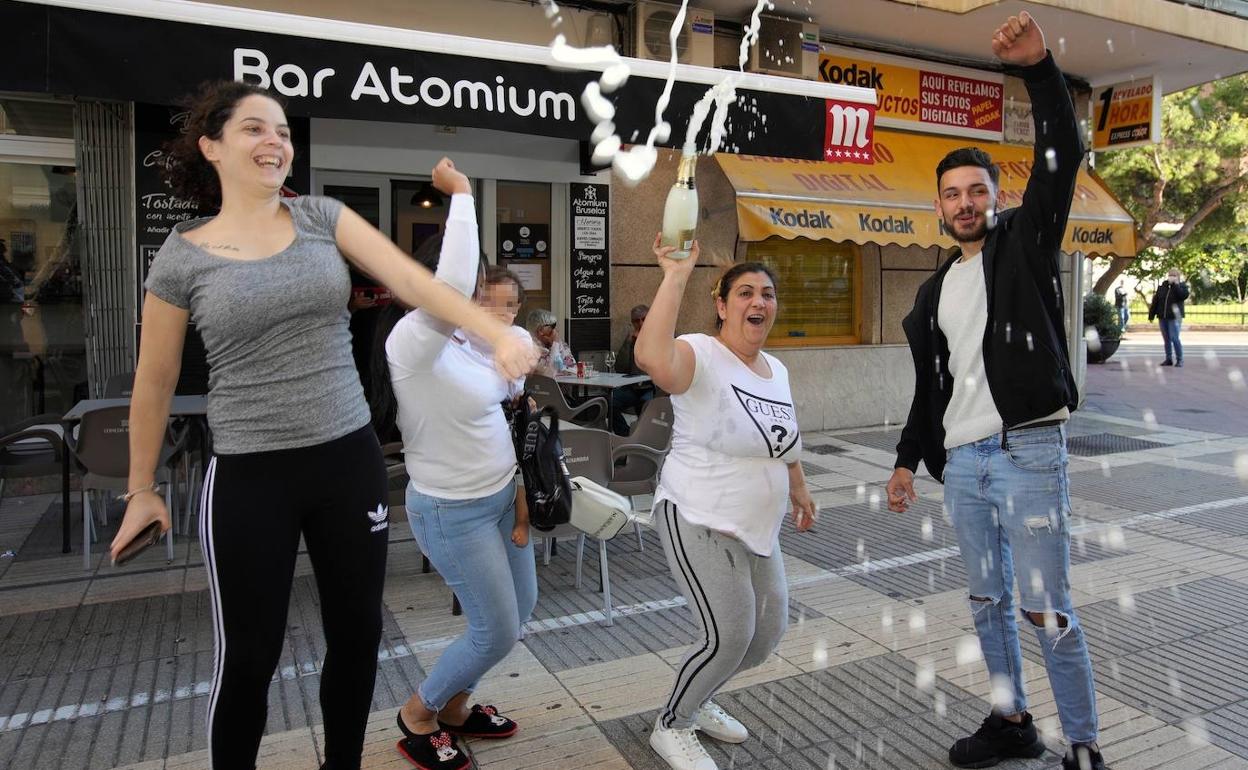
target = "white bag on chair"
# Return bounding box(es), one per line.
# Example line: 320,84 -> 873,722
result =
569,476 -> 631,540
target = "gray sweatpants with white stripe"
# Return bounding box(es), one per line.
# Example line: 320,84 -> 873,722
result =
657,500 -> 789,729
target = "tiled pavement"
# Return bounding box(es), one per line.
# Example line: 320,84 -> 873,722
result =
2,344 -> 1248,769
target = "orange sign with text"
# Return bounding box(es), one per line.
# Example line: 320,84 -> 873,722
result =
819,45 -> 1004,141
1092,77 -> 1160,150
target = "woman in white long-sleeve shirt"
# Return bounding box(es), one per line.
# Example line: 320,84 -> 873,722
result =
384,159 -> 536,770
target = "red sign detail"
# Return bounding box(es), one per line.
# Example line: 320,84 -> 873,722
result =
918,70 -> 1003,133
824,99 -> 877,165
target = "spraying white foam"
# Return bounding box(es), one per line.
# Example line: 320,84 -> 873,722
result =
544,0 -> 776,185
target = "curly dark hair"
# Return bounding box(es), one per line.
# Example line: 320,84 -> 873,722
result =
713,261 -> 779,329
161,80 -> 286,208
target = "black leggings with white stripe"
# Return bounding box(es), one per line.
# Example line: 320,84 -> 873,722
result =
656,501 -> 789,729
199,425 -> 389,770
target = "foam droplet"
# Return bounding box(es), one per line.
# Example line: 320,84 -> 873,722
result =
581,82 -> 615,123
955,636 -> 982,666
915,659 -> 935,691
611,144 -> 657,185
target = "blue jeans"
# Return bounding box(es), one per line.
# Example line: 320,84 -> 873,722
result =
405,480 -> 537,711
1117,306 -> 1129,329
943,425 -> 1098,744
1160,317 -> 1182,363
611,385 -> 654,435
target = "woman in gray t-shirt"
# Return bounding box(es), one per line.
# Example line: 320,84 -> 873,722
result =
107,81 -> 536,770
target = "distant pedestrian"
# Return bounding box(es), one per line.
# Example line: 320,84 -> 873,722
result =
1114,281 -> 1129,330
1148,268 -> 1189,367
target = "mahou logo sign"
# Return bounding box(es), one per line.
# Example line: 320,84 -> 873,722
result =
824,99 -> 877,164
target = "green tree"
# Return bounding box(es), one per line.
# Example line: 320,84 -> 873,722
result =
1092,74 -> 1248,296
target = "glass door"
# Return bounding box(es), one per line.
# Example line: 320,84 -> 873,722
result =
495,180 -> 553,335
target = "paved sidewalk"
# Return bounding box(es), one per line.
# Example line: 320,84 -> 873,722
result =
1,346 -> 1246,769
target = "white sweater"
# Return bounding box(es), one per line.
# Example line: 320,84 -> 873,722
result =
939,252 -> 1005,449
385,194 -> 524,499
939,251 -> 1068,449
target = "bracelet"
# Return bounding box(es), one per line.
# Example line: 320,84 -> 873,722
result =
118,482 -> 161,503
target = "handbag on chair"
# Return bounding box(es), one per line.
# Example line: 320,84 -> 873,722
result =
569,476 -> 631,540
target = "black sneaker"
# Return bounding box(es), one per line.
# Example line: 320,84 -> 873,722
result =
1160,360 -> 1174,366
949,711 -> 1047,768
1062,743 -> 1106,770
1175,360 -> 1183,367
438,703 -> 518,739
396,729 -> 470,770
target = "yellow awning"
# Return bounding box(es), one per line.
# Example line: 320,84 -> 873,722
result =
718,129 -> 1136,258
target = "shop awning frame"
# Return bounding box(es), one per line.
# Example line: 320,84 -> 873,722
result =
718,129 -> 1138,259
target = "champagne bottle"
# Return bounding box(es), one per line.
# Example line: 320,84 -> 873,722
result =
660,149 -> 698,259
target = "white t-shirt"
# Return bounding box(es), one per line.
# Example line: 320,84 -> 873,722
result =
386,194 -> 525,499
654,334 -> 801,556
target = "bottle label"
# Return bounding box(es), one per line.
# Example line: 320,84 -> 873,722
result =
676,229 -> 695,249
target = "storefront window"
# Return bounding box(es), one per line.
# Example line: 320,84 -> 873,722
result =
0,161 -> 84,426
0,99 -> 74,139
747,237 -> 860,346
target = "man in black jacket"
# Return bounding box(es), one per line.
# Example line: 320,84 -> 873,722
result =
1148,267 -> 1189,366
885,13 -> 1105,770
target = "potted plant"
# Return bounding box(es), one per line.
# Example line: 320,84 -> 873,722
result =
1083,292 -> 1122,363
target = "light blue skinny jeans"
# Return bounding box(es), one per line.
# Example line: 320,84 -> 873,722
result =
943,425 -> 1098,744
405,479 -> 537,711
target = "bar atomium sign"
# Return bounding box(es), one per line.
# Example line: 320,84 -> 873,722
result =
0,1 -> 862,164
569,183 -> 609,320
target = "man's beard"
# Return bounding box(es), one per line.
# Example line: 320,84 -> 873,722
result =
944,211 -> 989,245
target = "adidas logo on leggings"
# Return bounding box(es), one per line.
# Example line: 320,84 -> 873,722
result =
368,503 -> 389,533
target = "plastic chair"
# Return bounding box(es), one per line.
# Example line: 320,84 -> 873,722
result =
0,414 -> 65,498
527,374 -> 608,429
102,372 -> 135,398
608,396 -> 672,550
538,427 -> 664,626
66,406 -> 184,569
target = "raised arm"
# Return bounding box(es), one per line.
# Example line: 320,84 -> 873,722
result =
383,191 -> 482,371
634,233 -> 698,395
995,13 -> 1082,259
110,294 -> 188,561
336,158 -> 535,379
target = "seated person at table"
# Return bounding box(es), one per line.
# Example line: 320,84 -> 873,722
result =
611,304 -> 656,435
526,309 -> 575,377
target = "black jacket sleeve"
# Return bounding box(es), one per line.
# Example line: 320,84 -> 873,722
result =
895,385 -> 926,474
895,310 -> 928,474
1007,52 -> 1082,270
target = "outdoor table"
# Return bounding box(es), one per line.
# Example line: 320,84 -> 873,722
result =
554,372 -> 653,431
57,395 -> 209,553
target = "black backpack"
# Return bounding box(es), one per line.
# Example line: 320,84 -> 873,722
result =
505,396 -> 572,531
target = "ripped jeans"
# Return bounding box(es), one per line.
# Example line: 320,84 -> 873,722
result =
944,425 -> 1098,744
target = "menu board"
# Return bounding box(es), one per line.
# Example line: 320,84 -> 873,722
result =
568,183 -> 609,320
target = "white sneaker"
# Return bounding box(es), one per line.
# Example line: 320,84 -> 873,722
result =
694,701 -> 749,744
649,718 -> 719,770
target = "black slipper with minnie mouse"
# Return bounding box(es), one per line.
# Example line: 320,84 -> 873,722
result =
395,713 -> 470,770
438,704 -> 518,739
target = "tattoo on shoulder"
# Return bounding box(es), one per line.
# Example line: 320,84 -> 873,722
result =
198,242 -> 240,252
